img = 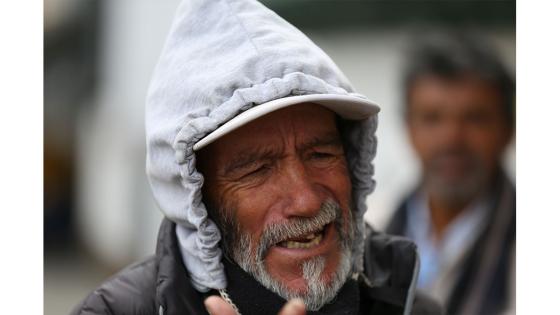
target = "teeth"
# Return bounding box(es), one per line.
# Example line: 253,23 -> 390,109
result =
305,232 -> 317,240
281,233 -> 323,249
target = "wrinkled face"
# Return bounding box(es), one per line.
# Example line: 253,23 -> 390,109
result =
197,103 -> 354,310
407,75 -> 512,204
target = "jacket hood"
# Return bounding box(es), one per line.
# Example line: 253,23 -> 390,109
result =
146,0 -> 378,292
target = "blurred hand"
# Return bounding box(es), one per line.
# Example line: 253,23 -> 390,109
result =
204,295 -> 306,315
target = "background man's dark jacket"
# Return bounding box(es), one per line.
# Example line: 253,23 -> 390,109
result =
386,173 -> 516,315
71,219 -> 442,315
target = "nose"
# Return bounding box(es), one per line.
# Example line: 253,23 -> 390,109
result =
278,158 -> 324,219
439,118 -> 466,148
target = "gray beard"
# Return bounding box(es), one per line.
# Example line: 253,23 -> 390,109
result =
221,200 -> 354,311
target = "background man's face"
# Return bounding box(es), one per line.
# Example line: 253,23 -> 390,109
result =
407,75 -> 512,204
198,103 -> 354,309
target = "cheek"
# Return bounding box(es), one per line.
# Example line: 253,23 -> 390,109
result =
469,136 -> 508,173
314,163 -> 353,207
408,127 -> 435,159
466,125 -> 509,157
220,182 -> 276,237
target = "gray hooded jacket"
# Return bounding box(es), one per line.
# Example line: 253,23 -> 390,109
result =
72,0 -> 443,314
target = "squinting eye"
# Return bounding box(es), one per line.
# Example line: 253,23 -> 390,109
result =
244,164 -> 271,178
311,152 -> 335,160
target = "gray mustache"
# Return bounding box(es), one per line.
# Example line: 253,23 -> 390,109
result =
255,200 -> 339,259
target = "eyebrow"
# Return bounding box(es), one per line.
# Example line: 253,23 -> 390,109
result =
223,149 -> 279,176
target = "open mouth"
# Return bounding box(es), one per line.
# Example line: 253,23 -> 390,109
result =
276,223 -> 329,250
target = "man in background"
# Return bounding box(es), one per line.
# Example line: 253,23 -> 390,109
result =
386,32 -> 515,315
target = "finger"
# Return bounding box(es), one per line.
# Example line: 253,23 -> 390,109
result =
278,298 -> 306,315
204,295 -> 238,315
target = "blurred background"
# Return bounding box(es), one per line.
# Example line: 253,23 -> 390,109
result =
44,0 -> 515,314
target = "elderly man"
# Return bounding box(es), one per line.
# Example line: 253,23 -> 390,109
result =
386,33 -> 515,315
72,1 -> 440,314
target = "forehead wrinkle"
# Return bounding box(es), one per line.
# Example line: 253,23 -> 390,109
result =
296,132 -> 343,153
222,145 -> 282,176
282,117 -> 341,153
220,132 -> 340,177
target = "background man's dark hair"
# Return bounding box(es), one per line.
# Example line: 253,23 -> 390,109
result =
402,31 -> 515,128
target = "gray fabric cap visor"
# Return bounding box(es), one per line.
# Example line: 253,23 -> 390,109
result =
193,94 -> 380,151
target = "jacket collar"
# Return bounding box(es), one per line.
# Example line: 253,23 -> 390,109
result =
155,219 -> 208,315
361,227 -> 419,315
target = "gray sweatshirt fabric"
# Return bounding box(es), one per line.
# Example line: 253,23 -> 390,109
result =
145,0 -> 378,293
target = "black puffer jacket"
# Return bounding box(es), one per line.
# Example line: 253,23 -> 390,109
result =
71,219 -> 442,315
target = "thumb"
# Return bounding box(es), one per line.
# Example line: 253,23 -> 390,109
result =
204,295 -> 238,315
278,298 -> 306,315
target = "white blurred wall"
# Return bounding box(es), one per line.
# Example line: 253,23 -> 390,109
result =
76,0 -> 182,266
77,1 -> 515,267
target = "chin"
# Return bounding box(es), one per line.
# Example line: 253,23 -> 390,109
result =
271,258 -> 336,294
259,250 -> 352,311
